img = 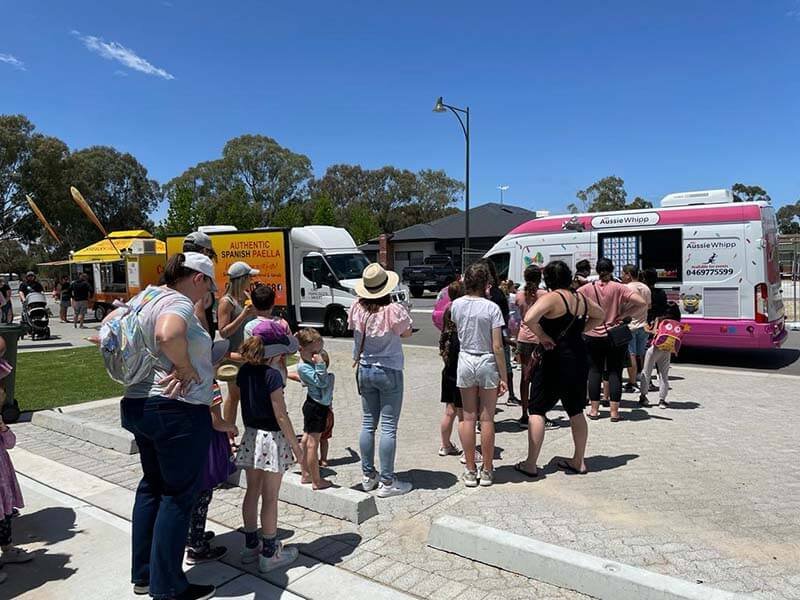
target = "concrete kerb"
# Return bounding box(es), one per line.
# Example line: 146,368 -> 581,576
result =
31,408 -> 137,454
427,515 -> 753,600
228,469 -> 378,525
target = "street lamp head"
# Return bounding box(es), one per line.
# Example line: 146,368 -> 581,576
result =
433,96 -> 447,113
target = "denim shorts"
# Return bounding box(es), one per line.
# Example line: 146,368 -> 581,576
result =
628,327 -> 649,357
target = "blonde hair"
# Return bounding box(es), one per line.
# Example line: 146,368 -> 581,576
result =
224,275 -> 251,302
240,336 -> 267,365
296,327 -> 322,348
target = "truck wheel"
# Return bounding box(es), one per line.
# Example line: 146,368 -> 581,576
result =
410,286 -> 424,299
94,304 -> 107,321
325,308 -> 349,338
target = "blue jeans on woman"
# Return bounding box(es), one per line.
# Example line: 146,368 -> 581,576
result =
121,396 -> 212,600
358,364 -> 404,483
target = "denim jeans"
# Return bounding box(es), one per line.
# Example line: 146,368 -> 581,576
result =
121,396 -> 211,599
358,364 -> 404,483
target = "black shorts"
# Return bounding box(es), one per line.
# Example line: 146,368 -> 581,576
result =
529,360 -> 587,418
303,397 -> 330,434
440,370 -> 462,408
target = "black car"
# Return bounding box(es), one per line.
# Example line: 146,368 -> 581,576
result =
401,254 -> 459,298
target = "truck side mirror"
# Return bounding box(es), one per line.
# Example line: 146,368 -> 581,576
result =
312,269 -> 324,289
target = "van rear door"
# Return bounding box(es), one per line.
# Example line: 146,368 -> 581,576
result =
760,206 -> 785,321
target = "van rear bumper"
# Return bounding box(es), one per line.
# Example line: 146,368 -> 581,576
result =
681,318 -> 787,350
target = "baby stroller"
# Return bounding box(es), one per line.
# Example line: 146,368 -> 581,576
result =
21,292 -> 51,340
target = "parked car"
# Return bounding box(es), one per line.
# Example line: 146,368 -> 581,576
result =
402,254 -> 459,298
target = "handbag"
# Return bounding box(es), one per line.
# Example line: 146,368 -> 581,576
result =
592,283 -> 633,347
201,429 -> 236,490
523,291 -> 581,379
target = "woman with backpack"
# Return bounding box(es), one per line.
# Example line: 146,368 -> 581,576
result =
113,252 -> 220,600
578,258 -> 647,422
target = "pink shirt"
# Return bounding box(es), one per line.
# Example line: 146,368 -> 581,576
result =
578,280 -> 636,338
626,281 -> 651,329
515,289 -> 546,344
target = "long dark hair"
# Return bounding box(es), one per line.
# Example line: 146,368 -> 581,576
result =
359,295 -> 391,314
463,263 -> 490,295
523,264 -> 542,302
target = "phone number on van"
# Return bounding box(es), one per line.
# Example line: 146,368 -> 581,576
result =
685,268 -> 734,277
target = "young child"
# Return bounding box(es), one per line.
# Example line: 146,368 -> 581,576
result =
639,302 -> 685,409
234,324 -> 302,573
293,329 -> 334,490
0,339 -> 32,579
244,285 -> 292,383
438,281 -> 465,458
318,354 -> 335,468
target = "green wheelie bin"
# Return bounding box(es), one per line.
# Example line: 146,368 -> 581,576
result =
0,323 -> 23,423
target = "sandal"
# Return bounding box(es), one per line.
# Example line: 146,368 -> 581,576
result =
586,412 -> 600,420
556,460 -> 587,475
514,462 -> 539,478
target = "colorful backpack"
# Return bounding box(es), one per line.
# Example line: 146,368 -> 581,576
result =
652,319 -> 690,354
98,287 -> 176,385
432,287 -> 451,331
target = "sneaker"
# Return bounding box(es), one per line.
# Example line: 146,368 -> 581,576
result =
507,396 -> 521,406
240,543 -> 261,564
544,418 -> 559,430
258,543 -> 299,573
658,400 -> 669,409
463,469 -> 479,488
518,415 -> 529,428
460,449 -> 482,465
186,545 -> 228,565
0,547 -> 33,564
376,478 -> 413,498
361,472 -> 379,492
623,383 -> 636,393
638,394 -> 650,407
479,468 -> 494,487
175,583 -> 216,600
438,445 -> 462,457
133,584 -> 149,596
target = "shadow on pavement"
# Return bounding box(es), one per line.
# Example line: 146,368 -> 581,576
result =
581,453 -> 639,473
324,447 -> 360,467
396,468 -> 459,491
1,507 -> 80,597
675,347 -> 800,371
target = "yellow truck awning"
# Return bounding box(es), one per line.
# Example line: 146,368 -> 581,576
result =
71,231 -> 166,263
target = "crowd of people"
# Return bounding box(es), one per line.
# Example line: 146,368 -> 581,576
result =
0,227 -> 687,598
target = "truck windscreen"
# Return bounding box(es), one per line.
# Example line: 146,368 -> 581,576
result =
326,253 -> 371,281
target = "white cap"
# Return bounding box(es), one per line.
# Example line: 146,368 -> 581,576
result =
184,231 -> 214,252
183,252 -> 218,292
227,261 -> 259,279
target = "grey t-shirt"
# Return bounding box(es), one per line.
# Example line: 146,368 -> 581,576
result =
450,296 -> 504,355
125,286 -> 214,405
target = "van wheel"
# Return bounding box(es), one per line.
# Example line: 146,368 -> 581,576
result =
94,304 -> 107,321
325,308 -> 348,338
410,286 -> 424,299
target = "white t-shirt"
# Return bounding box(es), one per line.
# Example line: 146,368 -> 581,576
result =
450,296 -> 504,355
125,286 -> 214,406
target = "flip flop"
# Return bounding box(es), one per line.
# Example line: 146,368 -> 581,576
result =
557,460 -> 587,475
586,413 -> 600,420
514,462 -> 539,478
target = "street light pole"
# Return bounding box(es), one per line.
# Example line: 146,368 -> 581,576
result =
434,97 -> 470,262
498,185 -> 509,205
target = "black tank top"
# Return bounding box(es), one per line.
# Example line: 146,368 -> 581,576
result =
539,291 -> 588,347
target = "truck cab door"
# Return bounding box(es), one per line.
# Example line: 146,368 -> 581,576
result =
300,253 -> 334,326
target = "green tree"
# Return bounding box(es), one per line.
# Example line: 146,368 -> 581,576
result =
270,202 -> 307,228
312,194 -> 337,226
569,177 -> 652,213
732,183 -> 770,203
777,201 -> 800,235
346,203 -> 381,244
154,185 -> 196,239
0,239 -> 29,275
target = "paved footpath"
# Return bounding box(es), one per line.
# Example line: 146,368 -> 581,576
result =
10,340 -> 800,599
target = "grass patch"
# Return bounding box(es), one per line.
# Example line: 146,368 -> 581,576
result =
14,347 -> 300,412
16,346 -> 123,412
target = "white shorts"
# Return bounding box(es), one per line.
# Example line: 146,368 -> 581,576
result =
456,352 -> 500,389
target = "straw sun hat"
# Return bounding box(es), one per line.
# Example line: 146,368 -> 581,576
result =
354,263 -> 399,300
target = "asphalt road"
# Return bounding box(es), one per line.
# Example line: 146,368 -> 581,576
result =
402,291 -> 800,377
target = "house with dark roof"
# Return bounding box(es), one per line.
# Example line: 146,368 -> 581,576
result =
361,202 -> 543,272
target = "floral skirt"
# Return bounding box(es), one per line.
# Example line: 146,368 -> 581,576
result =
235,427 -> 294,473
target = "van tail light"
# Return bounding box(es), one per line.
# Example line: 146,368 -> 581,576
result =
755,283 -> 768,323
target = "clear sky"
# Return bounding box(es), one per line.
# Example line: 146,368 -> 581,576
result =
2,1 -> 799,223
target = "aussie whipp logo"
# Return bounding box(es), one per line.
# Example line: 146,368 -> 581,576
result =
686,241 -> 736,250
591,212 -> 659,228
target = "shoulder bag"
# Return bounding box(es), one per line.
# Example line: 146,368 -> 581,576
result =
592,282 -> 633,347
